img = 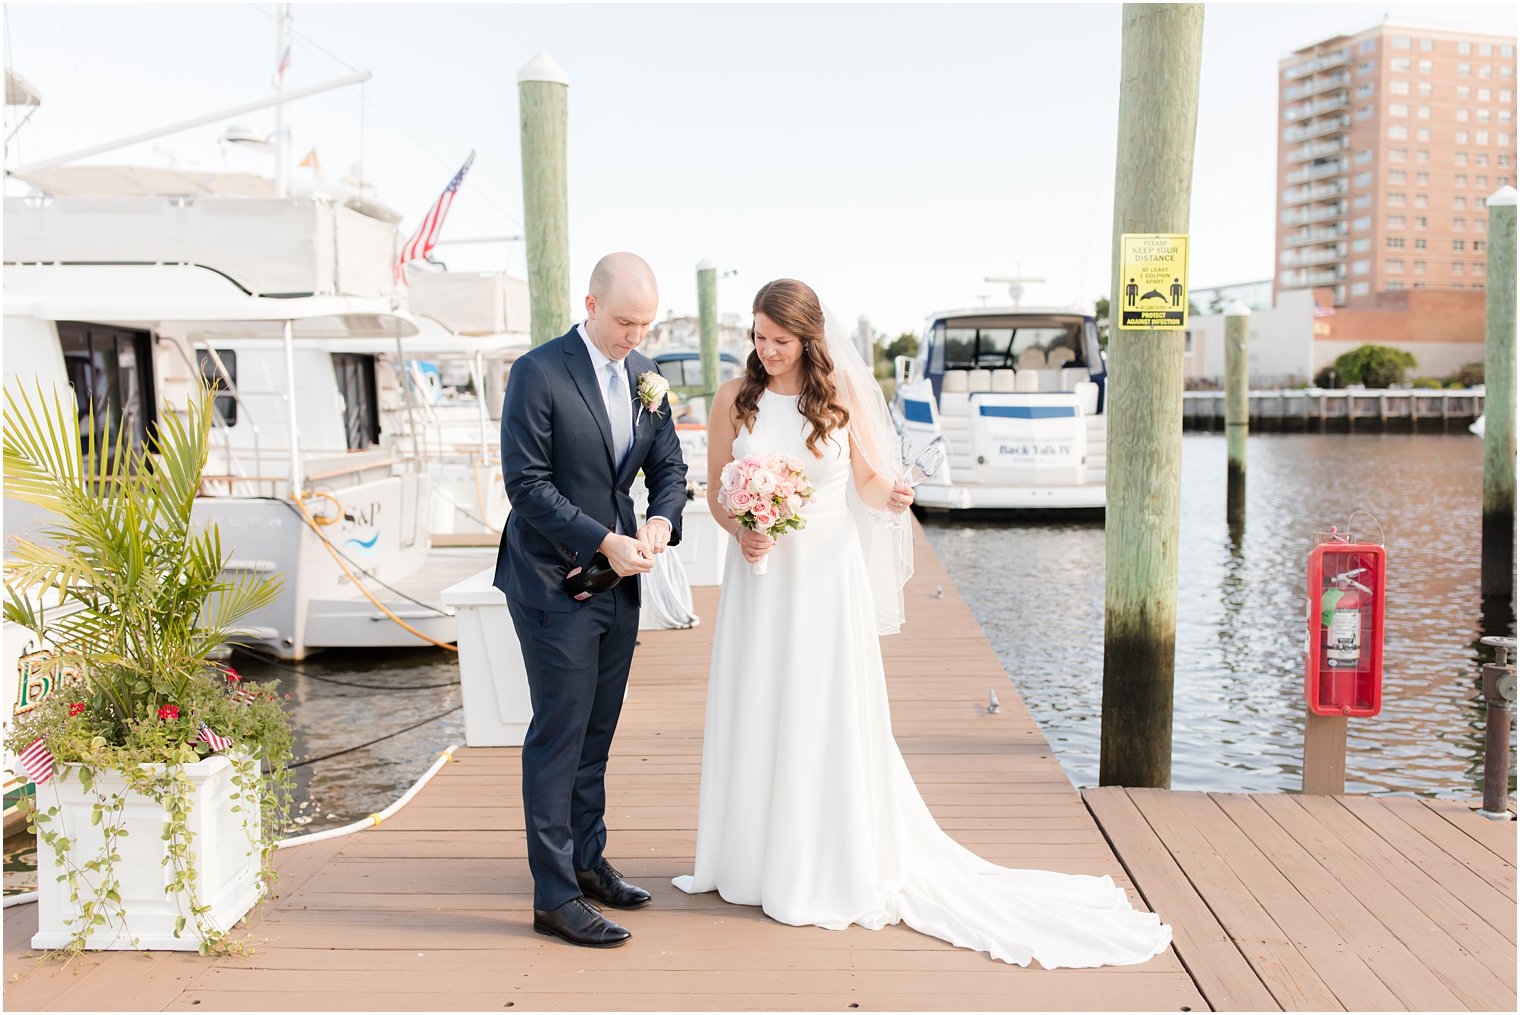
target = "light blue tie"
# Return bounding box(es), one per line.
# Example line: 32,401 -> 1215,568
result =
605,361 -> 632,467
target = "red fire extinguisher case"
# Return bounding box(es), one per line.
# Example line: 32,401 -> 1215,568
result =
1305,541 -> 1386,717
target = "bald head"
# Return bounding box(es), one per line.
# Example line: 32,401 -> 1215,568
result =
585,252 -> 659,361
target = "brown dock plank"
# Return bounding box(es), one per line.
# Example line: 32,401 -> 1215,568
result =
1084,786 -> 1280,1011
1417,797 -> 1517,867
3,531 -> 1202,1013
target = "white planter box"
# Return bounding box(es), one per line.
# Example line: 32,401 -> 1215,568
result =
33,754 -> 263,951
671,497 -> 729,588
440,568 -> 532,747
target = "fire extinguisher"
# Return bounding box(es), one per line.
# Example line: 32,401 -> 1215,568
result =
1321,567 -> 1372,707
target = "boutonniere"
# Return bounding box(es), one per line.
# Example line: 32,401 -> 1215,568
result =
636,371 -> 670,423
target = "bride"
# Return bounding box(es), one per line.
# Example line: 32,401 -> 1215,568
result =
672,278 -> 1172,969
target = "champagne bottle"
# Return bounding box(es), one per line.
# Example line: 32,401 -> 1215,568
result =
563,552 -> 623,601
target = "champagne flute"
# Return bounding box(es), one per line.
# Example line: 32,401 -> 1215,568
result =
898,435 -> 946,488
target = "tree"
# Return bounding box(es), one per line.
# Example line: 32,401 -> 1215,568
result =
1317,344 -> 1418,388
1094,296 -> 1110,348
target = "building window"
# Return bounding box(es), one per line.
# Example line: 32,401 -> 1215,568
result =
1390,79 -> 1410,95
1458,85 -> 1472,99
1476,218 -> 1486,232
1351,281 -> 1370,296
1477,196 -> 1488,209
1387,192 -> 1406,206
1389,103 -> 1408,117
1454,217 -> 1467,230
1456,130 -> 1470,144
1357,60 -> 1374,75
1354,170 -> 1372,186
1480,65 -> 1492,78
1475,241 -> 1487,252
1353,194 -> 1371,208
1455,195 -> 1468,208
1459,62 -> 1472,76
1501,155 -> 1513,167
1418,59 -> 1433,74
1355,148 -> 1373,164
1357,104 -> 1373,120
1414,217 -> 1427,229
1420,38 -> 1434,52
1389,125 -> 1409,140
1501,110 -> 1514,124
1386,260 -> 1404,272
1353,215 -> 1371,230
1413,260 -> 1426,273
1456,173 -> 1469,186
1414,237 -> 1427,248
1503,90 -> 1515,102
1453,239 -> 1466,250
1387,215 -> 1406,228
1387,148 -> 1407,162
1391,36 -> 1411,49
1417,149 -> 1430,163
1357,82 -> 1374,98
1417,105 -> 1431,119
1503,45 -> 1515,57
1386,236 -> 1405,248
1358,39 -> 1376,54
1415,193 -> 1428,208
1388,170 -> 1407,183
1416,127 -> 1431,141
1459,41 -> 1472,56
1352,259 -> 1370,275
1479,87 -> 1492,101
1476,152 -> 1490,166
1480,43 -> 1493,56
1418,81 -> 1433,96
1416,172 -> 1429,184
1352,237 -> 1371,252
1391,56 -> 1411,72
1478,108 -> 1491,121
1387,281 -> 1405,291
1456,151 -> 1469,165
1457,108 -> 1470,122
1504,67 -> 1515,79
1477,174 -> 1489,187
1452,262 -> 1464,275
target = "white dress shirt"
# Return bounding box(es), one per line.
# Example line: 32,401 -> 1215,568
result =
577,322 -> 671,538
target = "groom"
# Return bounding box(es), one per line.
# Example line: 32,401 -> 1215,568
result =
494,252 -> 688,947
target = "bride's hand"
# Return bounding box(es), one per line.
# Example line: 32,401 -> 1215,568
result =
886,481 -> 914,514
737,527 -> 774,564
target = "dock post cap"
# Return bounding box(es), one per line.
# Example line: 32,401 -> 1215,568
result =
1224,300 -> 1252,317
1488,185 -> 1517,207
696,256 -> 719,272
518,51 -> 570,86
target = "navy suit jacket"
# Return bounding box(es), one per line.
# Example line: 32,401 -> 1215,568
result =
493,327 -> 688,612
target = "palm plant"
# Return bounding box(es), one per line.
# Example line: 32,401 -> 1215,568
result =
3,380 -> 281,736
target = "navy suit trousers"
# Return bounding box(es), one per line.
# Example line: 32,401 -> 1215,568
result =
508,580 -> 639,910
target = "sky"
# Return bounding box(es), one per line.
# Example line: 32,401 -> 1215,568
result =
3,1 -> 1516,337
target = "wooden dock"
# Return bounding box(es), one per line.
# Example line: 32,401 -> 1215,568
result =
1182,388 -> 1484,431
3,535 -> 1514,1011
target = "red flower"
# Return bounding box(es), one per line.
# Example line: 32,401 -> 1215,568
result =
158,705 -> 180,720
68,702 -> 86,717
224,667 -> 241,683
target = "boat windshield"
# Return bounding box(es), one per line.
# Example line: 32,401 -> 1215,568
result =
937,316 -> 1087,371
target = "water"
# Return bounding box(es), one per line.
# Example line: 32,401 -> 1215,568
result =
922,431 -> 1517,798
6,431 -> 1514,894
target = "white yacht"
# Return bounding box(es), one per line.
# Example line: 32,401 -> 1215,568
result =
892,305 -> 1108,511
3,171 -> 482,661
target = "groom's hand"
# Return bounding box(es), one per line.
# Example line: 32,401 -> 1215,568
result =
636,518 -> 672,555
601,532 -> 656,576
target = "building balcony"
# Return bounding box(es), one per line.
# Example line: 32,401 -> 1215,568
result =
1285,71 -> 1353,101
1283,224 -> 1349,247
1280,265 -> 1347,287
1282,179 -> 1349,205
1285,160 -> 1347,185
1282,203 -> 1347,226
1285,47 -> 1351,81
1281,246 -> 1345,267
1284,116 -> 1350,143
1285,92 -> 1349,121
1286,137 -> 1348,165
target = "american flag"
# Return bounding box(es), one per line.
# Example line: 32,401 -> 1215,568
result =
276,45 -> 291,77
198,724 -> 234,753
1313,300 -> 1336,318
232,688 -> 259,708
395,151 -> 475,283
19,738 -> 55,785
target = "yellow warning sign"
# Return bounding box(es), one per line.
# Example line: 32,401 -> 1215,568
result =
1119,234 -> 1189,330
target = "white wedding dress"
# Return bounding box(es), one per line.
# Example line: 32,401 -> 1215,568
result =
672,390 -> 1172,969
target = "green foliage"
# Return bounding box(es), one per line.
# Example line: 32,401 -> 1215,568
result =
1409,377 -> 1445,389
2,382 -> 293,957
1322,344 -> 1419,388
1448,362 -> 1484,388
1094,296 -> 1110,348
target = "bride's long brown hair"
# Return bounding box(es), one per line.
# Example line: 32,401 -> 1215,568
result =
733,279 -> 850,458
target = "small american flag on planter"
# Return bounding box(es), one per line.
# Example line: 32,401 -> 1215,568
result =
232,688 -> 258,708
198,723 -> 233,753
19,738 -> 55,785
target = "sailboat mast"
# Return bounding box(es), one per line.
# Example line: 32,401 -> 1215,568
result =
275,3 -> 290,198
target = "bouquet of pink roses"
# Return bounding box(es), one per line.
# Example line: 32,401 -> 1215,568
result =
716,452 -> 817,575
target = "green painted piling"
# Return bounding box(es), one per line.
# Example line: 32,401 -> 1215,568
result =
1225,303 -> 1251,527
1483,186 -> 1516,599
518,52 -> 570,347
697,258 -> 720,402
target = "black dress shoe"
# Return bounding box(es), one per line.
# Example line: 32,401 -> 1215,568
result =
576,861 -> 653,909
532,897 -> 631,947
